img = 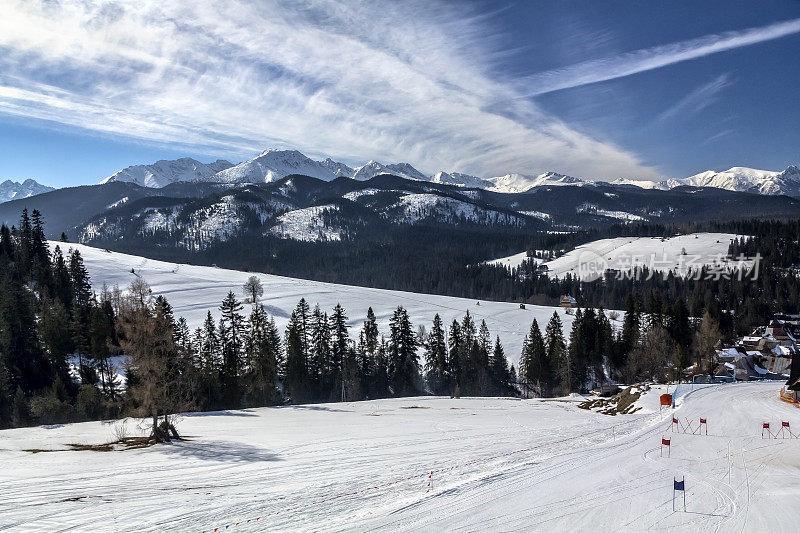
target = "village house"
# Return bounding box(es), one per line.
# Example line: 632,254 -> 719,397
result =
715,316 -> 797,380
559,295 -> 577,308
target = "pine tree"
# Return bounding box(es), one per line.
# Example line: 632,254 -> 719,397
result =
244,304 -> 280,405
489,337 -> 510,394
388,307 -> 419,396
545,312 -> 568,395
219,291 -> 245,407
330,304 -> 351,400
520,318 -> 551,396
447,319 -> 462,394
424,314 -> 448,394
310,305 -> 332,399
357,308 -> 379,397
284,309 -> 308,403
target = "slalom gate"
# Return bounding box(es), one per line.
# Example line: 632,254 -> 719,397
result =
660,437 -> 671,457
198,415 -> 646,532
762,420 -> 798,439
670,416 -> 708,435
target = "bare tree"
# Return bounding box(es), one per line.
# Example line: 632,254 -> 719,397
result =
623,325 -> 674,383
242,275 -> 264,304
117,279 -> 183,442
693,310 -> 722,379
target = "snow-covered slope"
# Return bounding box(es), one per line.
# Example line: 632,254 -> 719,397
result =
270,204 -> 344,242
544,233 -> 749,280
99,158 -> 233,187
0,179 -> 54,203
2,381 -> 797,531
213,149 -> 337,184
50,242 -> 583,365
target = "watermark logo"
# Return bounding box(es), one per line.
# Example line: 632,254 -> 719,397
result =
576,250 -> 609,282
573,252 -> 762,281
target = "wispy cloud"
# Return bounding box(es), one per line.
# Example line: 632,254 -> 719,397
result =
657,73 -> 731,122
0,0 -> 659,180
518,17 -> 800,97
702,129 -> 735,145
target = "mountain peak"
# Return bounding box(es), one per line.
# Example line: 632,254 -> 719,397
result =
0,178 -> 55,204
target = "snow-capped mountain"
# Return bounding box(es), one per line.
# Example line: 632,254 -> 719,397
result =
431,171 -> 491,189
612,166 -> 800,197
100,158 -> 233,188
384,163 -> 428,181
213,149 -> 337,184
0,179 -> 55,203
351,160 -> 427,182
319,158 -> 355,178
94,148 -> 799,199
680,166 -> 800,196
484,172 -> 586,193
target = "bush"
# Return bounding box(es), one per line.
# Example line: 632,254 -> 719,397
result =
29,394 -> 74,425
76,385 -> 103,420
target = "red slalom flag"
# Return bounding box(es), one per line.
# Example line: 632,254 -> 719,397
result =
662,437 -> 670,446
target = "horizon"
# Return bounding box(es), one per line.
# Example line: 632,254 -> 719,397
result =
1,1 -> 799,187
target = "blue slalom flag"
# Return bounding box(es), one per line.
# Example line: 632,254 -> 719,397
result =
674,478 -> 685,491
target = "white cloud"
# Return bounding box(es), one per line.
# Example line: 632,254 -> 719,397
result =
657,73 -> 731,122
0,0 -> 660,179
518,17 -> 800,97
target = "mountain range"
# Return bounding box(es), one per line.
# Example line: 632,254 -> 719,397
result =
0,179 -> 54,204
98,149 -> 800,198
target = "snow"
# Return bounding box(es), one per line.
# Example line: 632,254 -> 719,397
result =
106,196 -> 129,210
0,178 -> 54,203
393,193 -> 522,225
519,210 -> 551,220
318,158 -> 355,178
342,188 -> 385,201
2,382 -> 798,531
483,171 -> 586,194
270,204 -> 343,242
577,202 -> 647,221
486,251 -> 533,270
100,158 -> 233,188
46,242 -> 580,367
489,233 -> 749,280
214,150 -> 336,184
614,166 -> 800,197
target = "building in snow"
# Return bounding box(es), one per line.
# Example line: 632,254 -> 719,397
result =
559,295 -> 577,308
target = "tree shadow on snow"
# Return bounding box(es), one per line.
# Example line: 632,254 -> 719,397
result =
159,440 -> 282,463
182,410 -> 259,417
279,405 -> 352,413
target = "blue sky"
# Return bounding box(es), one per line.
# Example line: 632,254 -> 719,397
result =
0,0 -> 798,187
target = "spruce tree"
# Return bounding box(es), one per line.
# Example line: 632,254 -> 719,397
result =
219,291 -> 245,407
489,337 -> 510,394
388,307 -> 418,396
424,314 -> 448,394
545,312 -> 568,395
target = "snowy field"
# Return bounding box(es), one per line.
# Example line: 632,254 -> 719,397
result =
51,243 -> 586,366
489,232 -> 749,280
1,382 -> 798,531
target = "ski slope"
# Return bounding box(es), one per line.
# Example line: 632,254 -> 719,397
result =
488,233 -> 749,280
51,243 -> 584,366
1,382 -> 797,531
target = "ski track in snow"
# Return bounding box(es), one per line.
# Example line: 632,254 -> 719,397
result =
1,382 -> 798,532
